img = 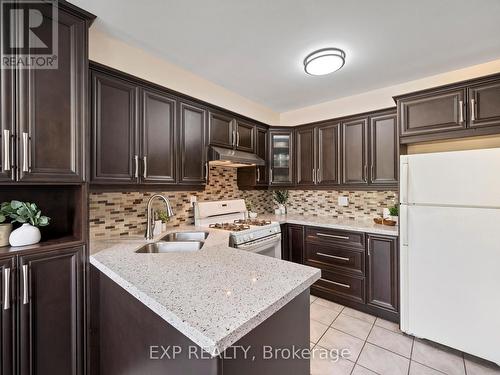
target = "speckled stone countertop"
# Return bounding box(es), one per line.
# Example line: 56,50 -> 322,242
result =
90,226 -> 320,356
258,213 -> 399,236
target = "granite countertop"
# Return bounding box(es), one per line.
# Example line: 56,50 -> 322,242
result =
90,226 -> 320,357
259,213 -> 399,236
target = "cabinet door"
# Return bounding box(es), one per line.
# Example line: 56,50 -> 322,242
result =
296,128 -> 315,185
342,118 -> 369,185
0,257 -> 15,375
468,81 -> 500,128
287,225 -> 304,264
209,112 -> 234,148
256,128 -> 268,185
0,63 -> 15,182
369,112 -> 398,185
17,8 -> 87,182
270,131 -> 293,185
19,246 -> 83,375
179,101 -> 207,185
141,89 -> 176,184
399,89 -> 466,137
235,120 -> 255,152
317,123 -> 340,185
367,236 -> 399,312
91,72 -> 138,183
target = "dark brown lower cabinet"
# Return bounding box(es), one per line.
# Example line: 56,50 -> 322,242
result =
1,257 -> 15,375
0,245 -> 83,375
288,223 -> 399,322
367,235 -> 399,313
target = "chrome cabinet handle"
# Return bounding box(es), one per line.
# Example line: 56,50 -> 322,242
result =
371,165 -> 374,180
256,168 -> 260,182
270,168 -> 273,182
232,130 -> 236,147
364,165 -> 368,181
3,267 -> 10,310
458,100 -> 464,123
470,99 -> 476,122
236,132 -> 240,147
312,168 -> 316,183
316,168 -> 320,183
22,264 -> 29,305
205,162 -> 209,180
320,278 -> 350,289
316,252 -> 350,262
3,129 -> 10,171
143,156 -> 147,179
134,155 -> 139,179
317,233 -> 350,240
22,132 -> 29,172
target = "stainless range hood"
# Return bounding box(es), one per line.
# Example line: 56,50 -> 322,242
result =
208,146 -> 265,168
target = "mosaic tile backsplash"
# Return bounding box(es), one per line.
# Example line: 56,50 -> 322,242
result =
89,166 -> 398,239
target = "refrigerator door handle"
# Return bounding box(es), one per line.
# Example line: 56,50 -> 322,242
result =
400,158 -> 409,204
400,204 -> 408,246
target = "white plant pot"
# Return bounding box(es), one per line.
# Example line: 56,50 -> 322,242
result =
9,223 -> 41,247
0,223 -> 13,247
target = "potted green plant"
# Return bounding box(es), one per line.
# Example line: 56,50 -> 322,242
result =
245,200 -> 257,219
4,201 -> 50,247
155,209 -> 170,234
388,205 -> 399,224
273,190 -> 289,215
0,202 -> 14,247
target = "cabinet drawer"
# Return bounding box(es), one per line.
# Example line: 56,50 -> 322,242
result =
305,243 -> 364,276
306,227 -> 365,250
314,269 -> 365,304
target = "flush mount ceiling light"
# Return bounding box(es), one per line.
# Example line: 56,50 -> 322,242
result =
303,48 -> 346,76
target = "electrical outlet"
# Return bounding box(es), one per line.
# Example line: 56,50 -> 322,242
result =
338,196 -> 349,207
189,196 -> 197,205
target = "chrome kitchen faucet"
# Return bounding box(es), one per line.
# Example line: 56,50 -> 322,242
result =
145,194 -> 175,240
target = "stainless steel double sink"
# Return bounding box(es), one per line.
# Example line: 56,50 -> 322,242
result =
135,231 -> 209,253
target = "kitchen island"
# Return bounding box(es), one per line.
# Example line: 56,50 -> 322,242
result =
89,226 -> 320,375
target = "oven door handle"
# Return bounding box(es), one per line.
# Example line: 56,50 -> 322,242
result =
236,234 -> 281,251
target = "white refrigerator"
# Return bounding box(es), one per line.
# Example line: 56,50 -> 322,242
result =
400,147 -> 500,365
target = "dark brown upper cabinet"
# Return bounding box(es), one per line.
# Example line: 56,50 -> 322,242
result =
91,72 -> 139,184
256,127 -> 268,185
367,235 -> 399,313
0,3 -> 94,183
296,127 -> 315,186
342,118 -> 369,185
209,111 -> 234,148
18,246 -> 84,375
141,89 -> 176,184
468,81 -> 500,128
178,101 -> 207,185
317,122 -> 341,185
234,120 -> 255,152
369,112 -> 398,185
398,88 -> 466,137
270,129 -> 293,185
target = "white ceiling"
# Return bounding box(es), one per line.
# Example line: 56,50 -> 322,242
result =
72,0 -> 500,112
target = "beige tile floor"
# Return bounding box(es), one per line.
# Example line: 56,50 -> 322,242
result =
309,295 -> 500,375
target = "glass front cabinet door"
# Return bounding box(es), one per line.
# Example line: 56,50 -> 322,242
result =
270,131 -> 293,185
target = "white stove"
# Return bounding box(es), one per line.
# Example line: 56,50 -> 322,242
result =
194,200 -> 282,258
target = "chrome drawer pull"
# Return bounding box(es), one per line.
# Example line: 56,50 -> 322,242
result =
458,100 -> 464,123
317,233 -> 350,240
320,278 -> 350,289
22,132 -> 29,172
134,155 -> 139,179
256,168 -> 260,182
316,252 -> 350,262
22,264 -> 29,304
143,156 -> 147,179
3,267 -> 10,310
3,129 -> 10,171
470,99 -> 476,121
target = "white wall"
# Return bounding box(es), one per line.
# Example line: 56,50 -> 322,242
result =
280,59 -> 500,126
88,29 -> 281,125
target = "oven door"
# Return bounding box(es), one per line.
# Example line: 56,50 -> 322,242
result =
236,234 -> 282,259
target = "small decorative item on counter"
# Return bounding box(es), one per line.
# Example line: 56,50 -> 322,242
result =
273,190 -> 289,215
4,200 -> 50,247
388,205 -> 399,224
156,210 -> 170,232
0,202 -> 14,247
245,200 -> 258,219
373,216 -> 397,226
